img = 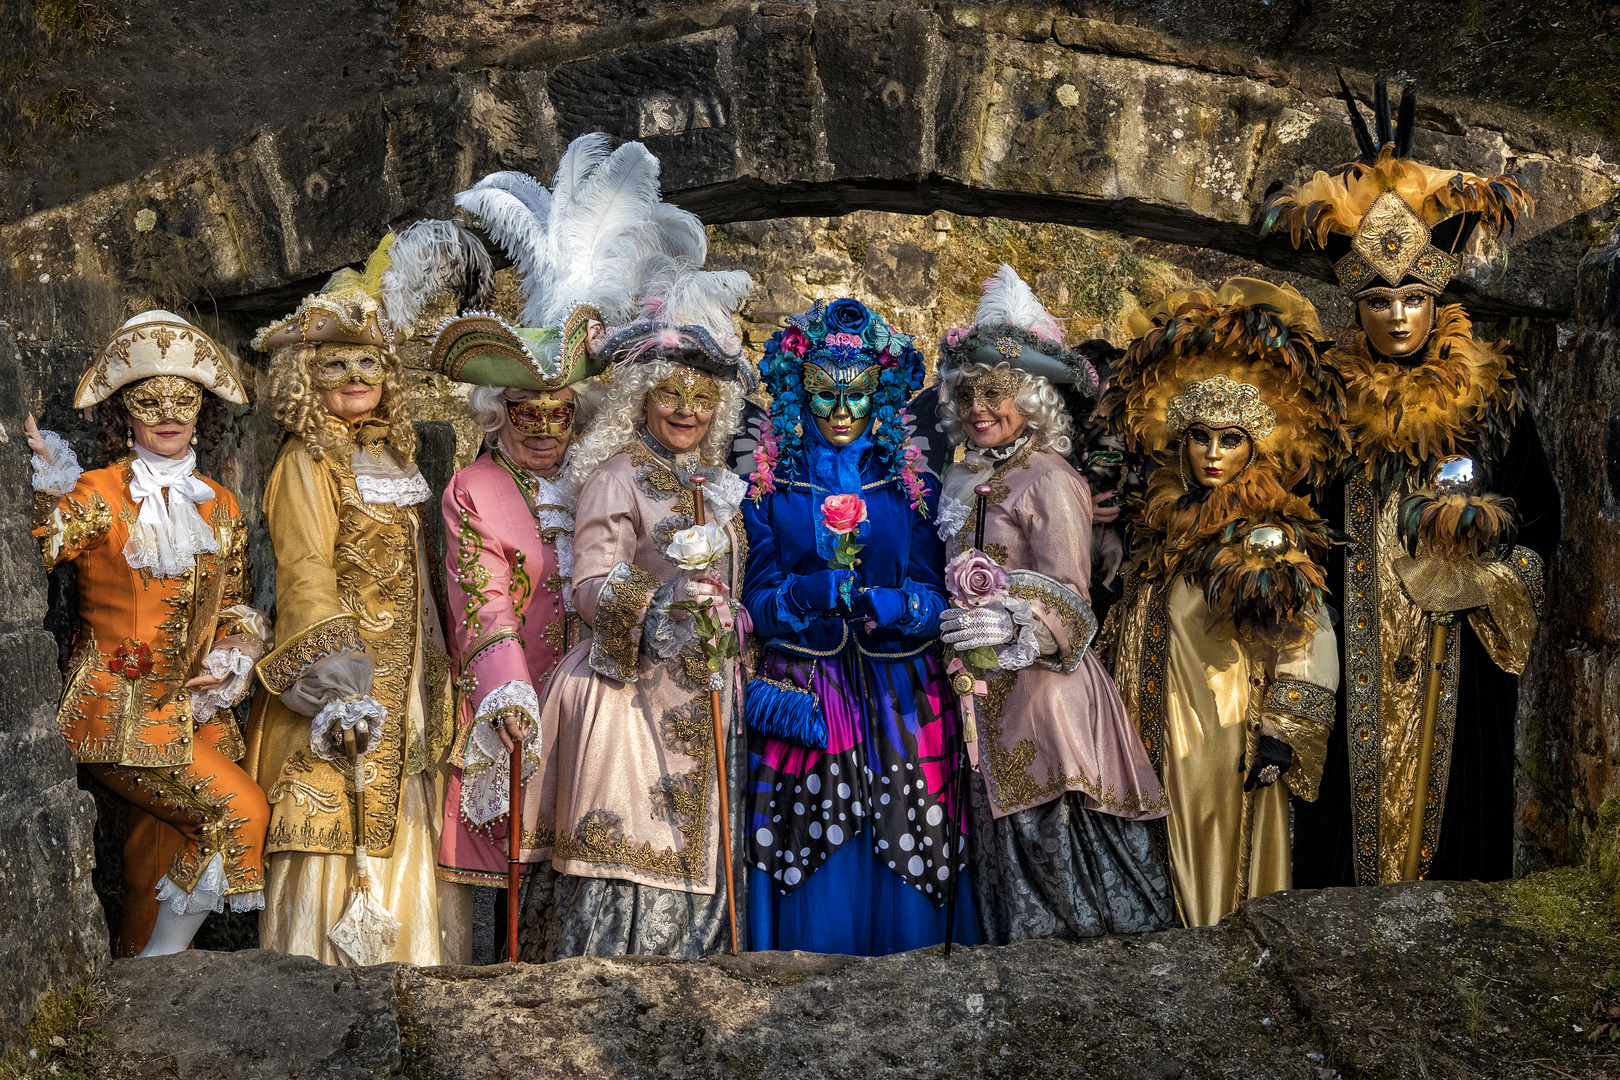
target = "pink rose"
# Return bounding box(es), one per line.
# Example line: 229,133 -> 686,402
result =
827,332 -> 865,349
781,328 -> 811,357
946,549 -> 1008,607
820,493 -> 868,536
944,326 -> 970,347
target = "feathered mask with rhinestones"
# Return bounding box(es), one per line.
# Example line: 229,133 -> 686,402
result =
1101,277 -> 1347,491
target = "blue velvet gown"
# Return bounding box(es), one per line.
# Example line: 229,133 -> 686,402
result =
741,424 -> 980,954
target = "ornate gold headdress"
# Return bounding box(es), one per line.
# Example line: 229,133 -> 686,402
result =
1102,277 -> 1346,490
1165,375 -> 1277,441
254,219 -> 491,353
1257,77 -> 1533,298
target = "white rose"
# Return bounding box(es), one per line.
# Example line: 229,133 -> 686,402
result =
664,523 -> 729,570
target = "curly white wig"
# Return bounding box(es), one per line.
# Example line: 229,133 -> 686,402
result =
566,359 -> 745,486
937,360 -> 1074,457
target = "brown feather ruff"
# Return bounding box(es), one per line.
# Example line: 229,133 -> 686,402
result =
1258,145 -> 1534,249
1333,304 -> 1521,485
1101,289 -> 1348,491
1129,466 -> 1335,634
1398,490 -> 1518,558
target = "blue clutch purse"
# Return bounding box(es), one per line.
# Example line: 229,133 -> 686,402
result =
744,659 -> 828,750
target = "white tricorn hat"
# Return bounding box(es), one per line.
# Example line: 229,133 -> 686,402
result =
75,310 -> 248,408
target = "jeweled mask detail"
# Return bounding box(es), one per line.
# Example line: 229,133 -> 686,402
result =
505,392 -> 576,439
803,362 -> 881,420
954,368 -> 1023,413
122,375 -> 203,425
310,346 -> 386,390
648,366 -> 719,413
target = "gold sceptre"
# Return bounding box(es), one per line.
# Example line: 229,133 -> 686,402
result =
1400,456 -> 1476,882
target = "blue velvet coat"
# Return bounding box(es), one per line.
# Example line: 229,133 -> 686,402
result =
741,433 -> 947,658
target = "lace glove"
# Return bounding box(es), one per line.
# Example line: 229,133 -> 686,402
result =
1243,734 -> 1293,792
29,428 -> 82,496
461,681 -> 541,826
784,569 -> 857,618
939,604 -> 1016,649
310,696 -> 387,763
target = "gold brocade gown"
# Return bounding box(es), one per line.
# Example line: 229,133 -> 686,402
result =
244,432 -> 471,965
1112,577 -> 1339,927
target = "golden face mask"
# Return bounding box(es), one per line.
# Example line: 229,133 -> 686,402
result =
1182,423 -> 1254,490
647,367 -> 720,414
311,346 -> 387,390
122,376 -> 203,426
1357,289 -> 1436,358
505,392 -> 576,439
954,368 -> 1024,414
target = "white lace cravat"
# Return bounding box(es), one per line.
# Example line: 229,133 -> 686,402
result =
124,444 -> 219,577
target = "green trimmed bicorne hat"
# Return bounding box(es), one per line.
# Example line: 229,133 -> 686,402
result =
427,305 -> 602,391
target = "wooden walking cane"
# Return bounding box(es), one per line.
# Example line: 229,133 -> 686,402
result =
690,476 -> 740,956
507,726 -> 523,962
1402,612 -> 1454,881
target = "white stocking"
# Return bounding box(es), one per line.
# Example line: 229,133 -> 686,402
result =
138,906 -> 209,957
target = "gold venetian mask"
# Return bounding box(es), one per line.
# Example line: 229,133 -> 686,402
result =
1182,423 -> 1253,490
954,367 -> 1023,414
1358,288 -> 1436,358
647,366 -> 720,414
122,375 -> 203,425
505,391 -> 575,439
311,345 -> 387,390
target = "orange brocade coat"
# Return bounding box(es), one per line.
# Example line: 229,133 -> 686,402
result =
36,459 -> 257,766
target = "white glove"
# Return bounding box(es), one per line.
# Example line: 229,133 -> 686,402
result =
940,604 -> 1016,649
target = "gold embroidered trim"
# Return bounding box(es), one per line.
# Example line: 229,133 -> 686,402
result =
588,562 -> 661,681
1507,545 -> 1546,618
1006,569 -> 1096,673
1343,476 -> 1383,885
38,490 -> 113,569
256,614 -> 365,694
1262,679 -> 1335,728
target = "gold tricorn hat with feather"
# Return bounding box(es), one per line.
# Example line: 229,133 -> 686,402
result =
253,219 -> 492,353
1104,277 -> 1346,489
1257,77 -> 1534,298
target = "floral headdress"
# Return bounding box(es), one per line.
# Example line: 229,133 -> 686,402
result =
751,298 -> 930,513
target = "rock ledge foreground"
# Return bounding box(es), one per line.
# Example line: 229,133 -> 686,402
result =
85,875 -> 1618,1080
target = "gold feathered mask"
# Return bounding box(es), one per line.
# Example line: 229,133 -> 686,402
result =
1101,277 -> 1347,491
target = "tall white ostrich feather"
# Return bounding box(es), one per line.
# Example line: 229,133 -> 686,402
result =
976,263 -> 1064,343
378,218 -> 493,335
453,171 -> 552,308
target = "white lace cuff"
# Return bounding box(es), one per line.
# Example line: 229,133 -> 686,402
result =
461,680 -> 541,827
701,467 -> 749,527
643,578 -> 696,661
156,853 -> 266,916
936,493 -> 972,542
310,695 -> 387,762
993,596 -> 1048,673
355,471 -> 432,506
189,647 -> 256,723
30,430 -> 82,496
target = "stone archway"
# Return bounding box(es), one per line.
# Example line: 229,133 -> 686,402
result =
4,0 -> 1620,1048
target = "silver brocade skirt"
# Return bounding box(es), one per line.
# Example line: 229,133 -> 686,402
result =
967,772 -> 1177,943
